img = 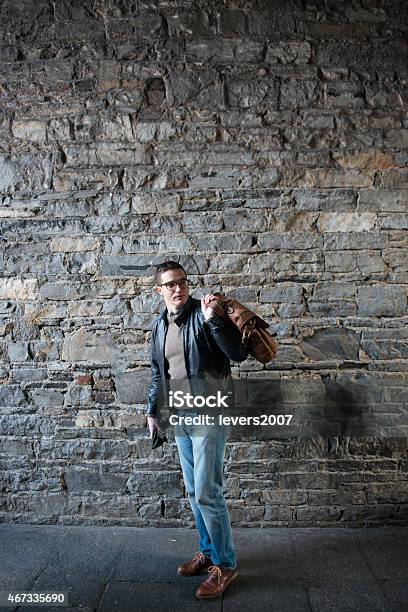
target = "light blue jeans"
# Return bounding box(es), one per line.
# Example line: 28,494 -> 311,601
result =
174,414 -> 237,569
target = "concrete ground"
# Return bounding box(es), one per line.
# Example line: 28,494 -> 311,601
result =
0,524 -> 407,612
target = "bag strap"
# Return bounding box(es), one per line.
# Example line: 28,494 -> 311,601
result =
208,294 -> 270,330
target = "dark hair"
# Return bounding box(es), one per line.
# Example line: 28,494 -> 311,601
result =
155,260 -> 187,284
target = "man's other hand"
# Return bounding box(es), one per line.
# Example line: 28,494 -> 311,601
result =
146,415 -> 161,438
201,294 -> 217,321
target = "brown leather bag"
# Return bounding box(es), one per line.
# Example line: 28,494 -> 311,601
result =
208,294 -> 278,364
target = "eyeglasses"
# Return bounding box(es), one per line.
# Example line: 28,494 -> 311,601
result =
159,278 -> 189,291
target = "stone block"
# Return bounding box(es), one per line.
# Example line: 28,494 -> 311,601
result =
115,370 -> 150,405
61,328 -> 140,364
185,39 -> 235,63
64,143 -> 146,167
247,9 -> 296,39
46,117 -> 72,141
383,249 -> 408,271
309,299 -> 357,317
380,169 -> 408,188
356,252 -> 385,274
0,385 -> 27,407
7,342 -> 31,361
324,252 -> 356,272
188,167 -> 253,189
195,232 -> 253,253
126,471 -> 182,497
295,189 -> 357,212
0,278 -> 38,300
317,212 -> 377,233
380,214 -> 408,230
384,128 -> 408,148
25,303 -> 67,322
11,366 -> 47,382
167,10 -> 212,38
223,209 -> 267,232
130,291 -> 162,314
181,213 -> 223,233
64,382 -> 93,407
261,489 -> 308,505
12,120 -> 46,142
167,69 -> 223,108
207,254 -> 248,274
335,151 -> 394,171
366,482 -> 408,503
257,232 -> 323,250
133,121 -> 176,143
30,387 -> 65,408
316,40 -> 406,69
280,79 -> 318,109
358,189 -> 408,212
49,237 -> 101,252
99,114 -> 133,140
228,76 -> 278,109
100,255 -> 165,277
39,282 -> 81,300
267,41 -> 311,64
324,232 -> 386,250
123,234 -> 194,253
300,328 -> 360,361
0,154 -> 53,193
63,467 -> 127,493
306,169 -> 374,188
234,40 -> 264,63
106,15 -> 164,43
260,285 -> 303,304
218,10 -> 246,36
0,415 -> 54,435
276,302 -> 305,317
357,286 -> 407,316
53,167 -> 121,192
324,81 -> 365,108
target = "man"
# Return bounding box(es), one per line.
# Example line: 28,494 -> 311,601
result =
146,260 -> 248,600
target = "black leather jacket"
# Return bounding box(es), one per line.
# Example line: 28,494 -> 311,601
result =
146,296 -> 249,417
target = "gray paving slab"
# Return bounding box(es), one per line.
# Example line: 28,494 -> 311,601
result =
380,581 -> 408,612
223,529 -> 312,611
97,581 -> 221,612
232,528 -> 299,577
0,525 -> 406,612
222,575 -> 312,612
354,528 -> 408,612
354,527 -> 408,582
112,527 -> 205,583
290,528 -> 403,612
0,525 -> 62,592
0,525 -> 125,611
25,526 -> 124,609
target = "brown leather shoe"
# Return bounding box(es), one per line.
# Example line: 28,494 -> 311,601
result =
177,551 -> 213,576
195,565 -> 238,599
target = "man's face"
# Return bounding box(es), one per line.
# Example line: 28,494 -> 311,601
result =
156,269 -> 189,311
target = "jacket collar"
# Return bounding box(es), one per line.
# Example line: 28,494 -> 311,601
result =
159,295 -> 196,327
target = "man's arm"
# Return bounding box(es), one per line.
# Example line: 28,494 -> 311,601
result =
146,326 -> 161,418
205,313 -> 249,362
201,294 -> 249,363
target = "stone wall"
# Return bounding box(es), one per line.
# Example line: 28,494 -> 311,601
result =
0,0 -> 407,526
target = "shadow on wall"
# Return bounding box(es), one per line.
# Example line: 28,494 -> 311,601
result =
226,373 -> 378,443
